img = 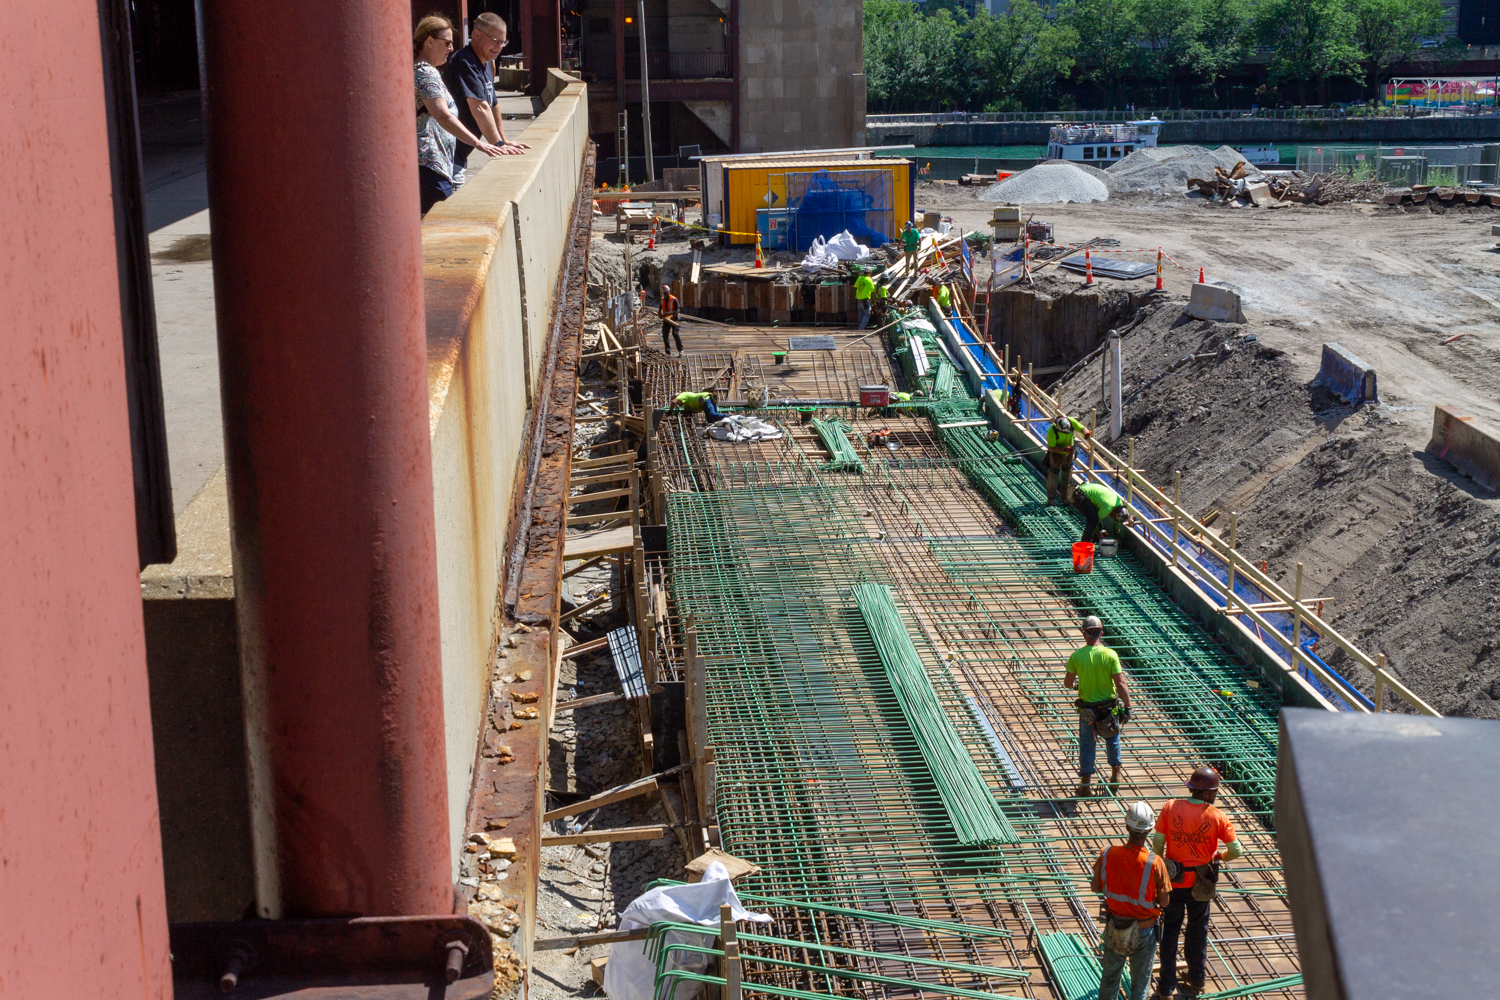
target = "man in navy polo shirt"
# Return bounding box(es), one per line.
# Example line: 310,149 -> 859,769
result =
442,13 -> 529,183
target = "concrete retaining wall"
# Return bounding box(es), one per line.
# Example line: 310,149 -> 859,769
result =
422,70 -> 589,869
1427,405 -> 1500,492
870,117 -> 1500,149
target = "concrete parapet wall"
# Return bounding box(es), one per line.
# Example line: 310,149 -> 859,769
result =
421,78 -> 589,868
1427,406 -> 1500,492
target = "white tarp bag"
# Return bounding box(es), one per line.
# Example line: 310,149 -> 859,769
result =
602,861 -> 771,1000
704,416 -> 783,443
800,237 -> 840,270
823,230 -> 870,260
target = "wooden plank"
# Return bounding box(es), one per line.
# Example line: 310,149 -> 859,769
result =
562,554 -> 608,579
568,486 -> 635,505
560,636 -> 610,660
937,420 -> 990,429
572,452 -> 636,469
541,825 -> 670,846
565,512 -> 633,528
554,691 -> 624,712
534,929 -> 650,951
563,525 -> 636,559
543,777 -> 660,821
571,469 -> 636,488
560,593 -> 612,624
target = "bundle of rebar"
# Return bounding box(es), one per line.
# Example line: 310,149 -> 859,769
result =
851,583 -> 1017,847
810,417 -> 865,473
1039,932 -> 1126,1000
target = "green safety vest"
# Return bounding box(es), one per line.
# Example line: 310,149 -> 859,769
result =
676,392 -> 711,412
1078,482 -> 1123,518
1047,418 -> 1084,450
855,275 -> 875,300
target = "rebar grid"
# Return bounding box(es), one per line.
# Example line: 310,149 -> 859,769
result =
648,334 -> 1303,999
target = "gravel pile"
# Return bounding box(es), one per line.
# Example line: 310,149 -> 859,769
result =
980,161 -> 1110,204
1107,145 -> 1249,194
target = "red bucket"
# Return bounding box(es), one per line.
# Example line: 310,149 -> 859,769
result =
1072,541 -> 1095,574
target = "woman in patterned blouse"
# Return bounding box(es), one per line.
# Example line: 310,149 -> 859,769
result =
414,15 -> 503,214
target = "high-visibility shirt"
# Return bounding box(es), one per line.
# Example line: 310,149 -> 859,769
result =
676,392 -> 711,413
935,285 -> 951,309
876,284 -> 890,299
855,275 -> 875,300
1094,844 -> 1171,920
1078,482 -> 1123,519
1046,416 -> 1085,451
1066,643 -> 1122,704
1156,799 -> 1237,888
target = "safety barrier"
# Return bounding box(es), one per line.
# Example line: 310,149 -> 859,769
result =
1427,405 -> 1500,491
1314,343 -> 1378,405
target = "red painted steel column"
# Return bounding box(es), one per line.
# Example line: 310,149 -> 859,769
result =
199,0 -> 452,917
527,0 -> 562,95
0,0 -> 171,992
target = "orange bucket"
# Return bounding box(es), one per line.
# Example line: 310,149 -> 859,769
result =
1072,541 -> 1095,574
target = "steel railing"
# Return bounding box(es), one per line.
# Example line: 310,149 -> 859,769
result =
868,106 -> 1500,125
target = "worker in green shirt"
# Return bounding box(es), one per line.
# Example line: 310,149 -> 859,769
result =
674,390 -> 725,424
901,220 -> 922,273
1045,414 -> 1091,504
1074,481 -> 1133,545
854,272 -> 875,330
1064,615 -> 1133,797
934,283 -> 952,313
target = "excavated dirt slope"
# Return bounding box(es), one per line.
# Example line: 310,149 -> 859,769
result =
1050,291 -> 1500,717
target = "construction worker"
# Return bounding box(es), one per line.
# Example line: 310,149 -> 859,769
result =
854,271 -> 875,330
659,283 -> 683,355
1152,767 -> 1244,999
901,220 -> 921,273
1074,481 -> 1133,545
674,390 -> 725,424
1045,414 -> 1089,504
1064,615 -> 1132,797
1091,801 -> 1172,1000
873,281 -> 891,325
934,283 -> 952,313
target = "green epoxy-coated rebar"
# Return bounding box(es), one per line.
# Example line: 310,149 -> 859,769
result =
1038,932 -> 1128,1000
852,583 -> 1018,846
810,417 -> 865,473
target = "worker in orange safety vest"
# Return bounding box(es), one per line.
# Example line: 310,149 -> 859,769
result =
1091,800 -> 1172,1000
1151,766 -> 1245,999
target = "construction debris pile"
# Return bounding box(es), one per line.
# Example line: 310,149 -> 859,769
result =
1190,163 -> 1391,206
1107,145 -> 1249,194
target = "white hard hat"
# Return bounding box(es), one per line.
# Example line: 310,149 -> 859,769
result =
1125,801 -> 1156,833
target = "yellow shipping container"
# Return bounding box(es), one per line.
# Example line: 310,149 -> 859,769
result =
721,159 -> 912,247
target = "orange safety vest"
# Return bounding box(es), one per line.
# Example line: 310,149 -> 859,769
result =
1099,845 -> 1162,921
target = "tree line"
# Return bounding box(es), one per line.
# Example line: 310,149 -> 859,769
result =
863,0 -> 1452,111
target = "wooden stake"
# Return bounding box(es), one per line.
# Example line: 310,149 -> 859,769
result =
720,905 -> 742,1000
1171,470 -> 1181,566
1292,562 -> 1305,660
1126,438 -> 1136,508
1375,653 -> 1386,713
1226,512 -> 1238,611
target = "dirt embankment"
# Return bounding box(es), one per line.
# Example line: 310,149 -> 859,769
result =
1053,292 -> 1500,717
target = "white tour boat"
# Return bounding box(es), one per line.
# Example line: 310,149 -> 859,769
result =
1234,145 -> 1282,167
1045,119 -> 1162,166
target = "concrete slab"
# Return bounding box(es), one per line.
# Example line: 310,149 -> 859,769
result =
1185,281 -> 1247,323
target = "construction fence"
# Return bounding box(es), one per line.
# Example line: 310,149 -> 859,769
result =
1295,143 -> 1500,187
756,169 -> 896,253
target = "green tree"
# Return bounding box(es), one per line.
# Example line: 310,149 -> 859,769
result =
969,0 -> 1078,111
1350,0 -> 1448,101
1254,0 -> 1362,105
1193,0 -> 1253,105
1059,0 -> 1143,108
1136,0 -> 1206,107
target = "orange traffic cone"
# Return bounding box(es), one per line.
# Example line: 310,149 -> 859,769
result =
1156,247 -> 1164,291
1198,266 -> 1205,283
755,233 -> 764,268
1084,246 -> 1095,285
648,218 -> 658,250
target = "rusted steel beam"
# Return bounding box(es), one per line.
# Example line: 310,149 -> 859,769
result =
465,141 -> 596,987
198,0 -> 451,918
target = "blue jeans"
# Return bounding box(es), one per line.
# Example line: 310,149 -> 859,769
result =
1079,717 -> 1122,778
1099,920 -> 1159,1000
701,398 -> 724,422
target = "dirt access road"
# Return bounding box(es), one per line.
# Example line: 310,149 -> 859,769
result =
930,187 -> 1500,452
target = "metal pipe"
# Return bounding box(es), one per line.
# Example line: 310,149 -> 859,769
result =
637,0 -> 656,182
1109,329 -> 1122,441
199,0 -> 451,918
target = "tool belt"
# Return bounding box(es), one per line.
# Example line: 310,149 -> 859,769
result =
1165,858 -> 1221,900
1102,911 -> 1153,955
1047,446 -> 1074,469
1076,697 -> 1121,738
